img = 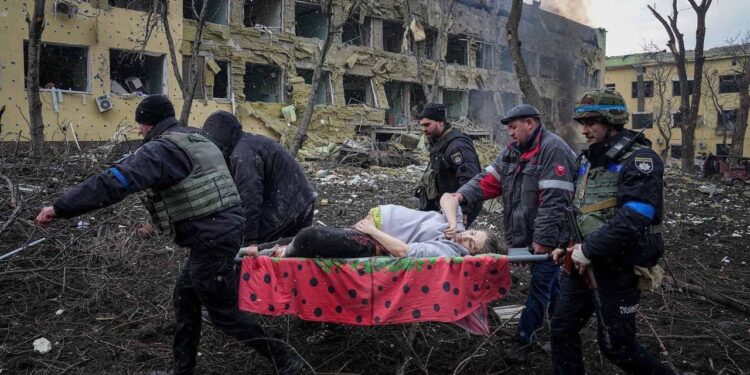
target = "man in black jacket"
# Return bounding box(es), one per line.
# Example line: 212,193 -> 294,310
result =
202,111 -> 317,253
36,95 -> 302,375
415,103 -> 482,225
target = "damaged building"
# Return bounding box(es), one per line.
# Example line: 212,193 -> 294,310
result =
0,0 -> 604,156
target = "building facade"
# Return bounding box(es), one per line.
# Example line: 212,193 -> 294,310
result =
606,45 -> 750,159
1,0 -> 604,156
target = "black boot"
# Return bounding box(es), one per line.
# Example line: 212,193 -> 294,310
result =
269,342 -> 304,375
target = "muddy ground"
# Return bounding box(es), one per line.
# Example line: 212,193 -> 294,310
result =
1,145 -> 749,374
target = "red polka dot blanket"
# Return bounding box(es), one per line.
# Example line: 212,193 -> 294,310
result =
238,255 -> 511,335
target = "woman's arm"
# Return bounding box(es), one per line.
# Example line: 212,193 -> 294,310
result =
440,193 -> 459,239
353,214 -> 409,257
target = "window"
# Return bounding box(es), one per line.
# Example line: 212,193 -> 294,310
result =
443,90 -> 466,120
498,46 -> 514,73
719,74 -> 741,93
468,91 -> 496,128
384,81 -> 406,126
182,56 -> 205,99
342,15 -> 370,46
298,69 -> 332,105
540,55 -> 556,78
183,0 -> 229,25
631,81 -> 654,98
446,35 -> 468,65
422,28 -> 438,60
631,112 -> 654,129
672,80 -> 693,96
409,84 -> 427,119
575,65 -> 587,86
244,0 -> 282,29
23,42 -> 88,92
605,83 -> 616,90
343,74 -> 373,106
108,0 -> 149,11
670,145 -> 681,159
244,64 -> 282,103
212,60 -> 230,99
716,109 -> 737,130
475,42 -> 494,70
382,20 -> 405,53
110,49 -> 165,95
716,143 -> 731,156
671,112 -> 682,128
295,2 -> 328,39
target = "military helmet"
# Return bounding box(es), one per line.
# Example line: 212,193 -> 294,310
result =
573,89 -> 629,126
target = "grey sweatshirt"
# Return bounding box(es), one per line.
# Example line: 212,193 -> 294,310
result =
378,204 -> 469,257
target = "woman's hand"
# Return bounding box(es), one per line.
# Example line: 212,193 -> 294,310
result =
353,213 -> 377,235
443,224 -> 457,240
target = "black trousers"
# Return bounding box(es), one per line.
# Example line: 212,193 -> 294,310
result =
262,227 -> 378,258
173,229 -> 289,374
257,203 -> 316,244
549,267 -> 673,375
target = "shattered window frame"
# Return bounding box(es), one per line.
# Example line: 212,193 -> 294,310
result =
243,63 -> 283,103
630,81 -> 654,98
382,20 -> 406,53
183,0 -> 230,25
446,34 -> 468,66
23,41 -> 90,93
295,1 -> 329,40
475,41 -> 494,70
244,0 -> 284,30
498,45 -> 514,73
109,49 -> 167,96
342,14 -> 370,47
718,74 -> 741,93
298,68 -> 333,106
443,89 -> 466,121
212,60 -> 231,100
343,74 -> 374,107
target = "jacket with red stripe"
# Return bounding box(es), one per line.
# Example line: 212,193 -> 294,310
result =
457,126 -> 577,248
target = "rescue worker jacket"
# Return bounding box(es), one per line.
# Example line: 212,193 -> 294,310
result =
147,131 -> 240,234
53,117 -> 245,248
577,130 -> 664,267
457,125 -> 577,248
418,125 -> 482,224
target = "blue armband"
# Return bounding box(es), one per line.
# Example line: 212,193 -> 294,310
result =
108,167 -> 130,190
623,201 -> 655,220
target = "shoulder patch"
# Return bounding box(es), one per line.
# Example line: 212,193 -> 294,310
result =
634,156 -> 654,174
555,164 -> 566,177
450,151 -> 463,165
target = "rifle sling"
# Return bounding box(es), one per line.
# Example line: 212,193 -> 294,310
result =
579,198 -> 618,214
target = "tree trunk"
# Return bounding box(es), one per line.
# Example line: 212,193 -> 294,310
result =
731,64 -> 749,157
506,0 -> 555,132
683,0 -> 712,170
179,0 -> 209,126
26,0 -> 46,156
405,0 -> 432,101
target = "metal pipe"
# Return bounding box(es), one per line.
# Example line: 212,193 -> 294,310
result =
0,238 -> 46,261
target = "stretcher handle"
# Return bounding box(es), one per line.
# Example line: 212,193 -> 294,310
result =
506,247 -> 553,263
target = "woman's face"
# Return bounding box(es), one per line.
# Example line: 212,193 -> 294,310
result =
455,230 -> 488,254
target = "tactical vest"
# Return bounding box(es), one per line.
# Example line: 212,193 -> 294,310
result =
145,132 -> 240,234
575,144 -> 646,237
419,127 -> 475,201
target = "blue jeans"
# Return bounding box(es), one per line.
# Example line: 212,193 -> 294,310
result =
518,259 -> 560,344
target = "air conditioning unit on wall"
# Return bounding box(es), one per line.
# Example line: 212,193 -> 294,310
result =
96,95 -> 113,113
55,0 -> 78,18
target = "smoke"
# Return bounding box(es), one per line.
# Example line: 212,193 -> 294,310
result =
540,0 -> 591,26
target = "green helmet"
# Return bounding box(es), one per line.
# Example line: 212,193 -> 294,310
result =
573,89 -> 629,126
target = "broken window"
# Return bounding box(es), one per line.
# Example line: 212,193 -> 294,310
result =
182,56 -> 205,99
343,74 -> 373,106
384,81 -> 406,126
499,92 -> 517,113
671,112 -> 682,128
244,0 -> 283,29
672,80 -> 693,96
630,81 -> 654,98
23,42 -> 88,92
475,42 -> 494,70
717,109 -> 737,130
447,35 -> 468,65
422,28 -> 438,60
108,0 -> 149,11
409,84 -> 427,119
498,46 -> 513,72
244,64 -> 282,103
631,112 -> 654,129
716,143 -> 731,156
295,2 -> 328,39
468,91 -> 496,128
540,55 -> 556,78
719,74 -> 741,93
183,0 -> 229,25
382,20 -> 405,53
575,65 -> 588,86
110,49 -> 165,95
342,15 -> 370,46
212,60 -> 230,100
298,69 -> 332,105
443,90 -> 466,120
605,83 -> 616,91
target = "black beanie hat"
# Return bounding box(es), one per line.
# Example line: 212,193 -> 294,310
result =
417,103 -> 446,122
135,95 -> 175,125
202,110 -> 243,155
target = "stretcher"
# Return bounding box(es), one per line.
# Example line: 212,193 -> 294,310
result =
236,248 -> 551,336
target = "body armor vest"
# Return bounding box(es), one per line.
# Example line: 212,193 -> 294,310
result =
574,144 -> 644,237
147,132 -> 240,234
419,127 -> 474,201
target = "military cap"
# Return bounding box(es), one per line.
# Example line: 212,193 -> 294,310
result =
500,104 -> 541,125
417,103 -> 446,122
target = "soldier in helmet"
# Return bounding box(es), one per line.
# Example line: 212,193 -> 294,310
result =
550,89 -> 672,374
455,104 -> 577,362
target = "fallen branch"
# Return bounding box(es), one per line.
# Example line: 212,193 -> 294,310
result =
0,173 -> 21,236
665,276 -> 750,314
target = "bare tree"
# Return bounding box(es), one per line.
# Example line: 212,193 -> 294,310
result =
289,0 -> 360,157
506,0 -> 554,132
649,0 -> 713,170
25,0 -> 47,156
704,64 -> 732,153
142,0 -> 208,126
644,45 -> 676,160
